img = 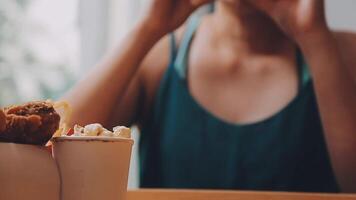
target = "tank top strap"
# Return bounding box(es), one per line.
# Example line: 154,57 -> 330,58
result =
174,16 -> 201,79
296,48 -> 311,90
169,32 -> 178,61
171,16 -> 311,87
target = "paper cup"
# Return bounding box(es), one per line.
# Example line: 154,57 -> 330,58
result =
0,143 -> 60,200
52,137 -> 134,200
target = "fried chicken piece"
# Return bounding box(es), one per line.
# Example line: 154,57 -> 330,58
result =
0,101 -> 60,145
0,109 -> 5,132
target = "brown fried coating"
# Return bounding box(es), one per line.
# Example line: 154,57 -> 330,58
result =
0,101 -> 60,145
0,109 -> 5,132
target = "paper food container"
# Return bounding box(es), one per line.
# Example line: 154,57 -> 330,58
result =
0,143 -> 60,200
52,136 -> 134,200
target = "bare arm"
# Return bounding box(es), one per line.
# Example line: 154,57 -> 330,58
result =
109,26 -> 186,128
248,0 -> 356,191
64,23 -> 162,127
299,31 -> 356,192
64,0 -> 211,127
107,35 -> 171,128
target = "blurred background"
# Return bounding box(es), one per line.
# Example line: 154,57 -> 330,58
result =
0,0 -> 355,188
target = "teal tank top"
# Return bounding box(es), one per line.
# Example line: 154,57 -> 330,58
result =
139,17 -> 339,192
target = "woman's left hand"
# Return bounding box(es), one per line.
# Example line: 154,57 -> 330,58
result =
248,0 -> 329,43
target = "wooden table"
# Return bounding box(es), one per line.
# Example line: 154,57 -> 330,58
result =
127,189 -> 356,200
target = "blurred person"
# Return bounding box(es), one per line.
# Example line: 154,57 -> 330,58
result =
65,0 -> 356,192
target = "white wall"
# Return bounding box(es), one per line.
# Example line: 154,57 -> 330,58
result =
326,0 -> 356,31
79,0 -> 109,70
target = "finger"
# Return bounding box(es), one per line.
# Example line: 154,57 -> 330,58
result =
190,0 -> 213,8
300,0 -> 325,19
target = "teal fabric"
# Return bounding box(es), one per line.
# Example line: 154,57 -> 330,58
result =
139,17 -> 339,192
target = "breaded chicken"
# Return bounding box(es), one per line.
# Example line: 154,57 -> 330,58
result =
0,109 -> 5,132
0,101 -> 60,145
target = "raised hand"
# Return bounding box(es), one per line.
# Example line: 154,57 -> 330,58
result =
142,0 -> 212,37
247,0 -> 328,42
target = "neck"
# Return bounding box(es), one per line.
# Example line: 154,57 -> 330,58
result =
212,2 -> 294,54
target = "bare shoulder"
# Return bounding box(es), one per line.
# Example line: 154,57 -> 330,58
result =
333,31 -> 356,59
333,31 -> 356,77
139,25 -> 185,96
333,30 -> 356,39
137,26 -> 186,120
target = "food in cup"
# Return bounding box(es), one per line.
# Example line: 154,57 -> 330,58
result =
0,100 -> 63,200
0,100 -> 133,200
0,109 -> 6,132
52,122 -> 133,200
0,101 -> 61,145
59,123 -> 131,139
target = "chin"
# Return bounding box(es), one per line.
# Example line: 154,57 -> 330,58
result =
218,0 -> 248,6
219,0 -> 238,2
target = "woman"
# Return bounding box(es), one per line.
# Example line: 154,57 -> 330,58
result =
66,0 -> 356,192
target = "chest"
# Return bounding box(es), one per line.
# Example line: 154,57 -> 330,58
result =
155,84 -> 327,189
187,42 -> 299,125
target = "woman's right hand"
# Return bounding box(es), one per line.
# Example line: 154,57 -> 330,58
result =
142,0 -> 212,37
